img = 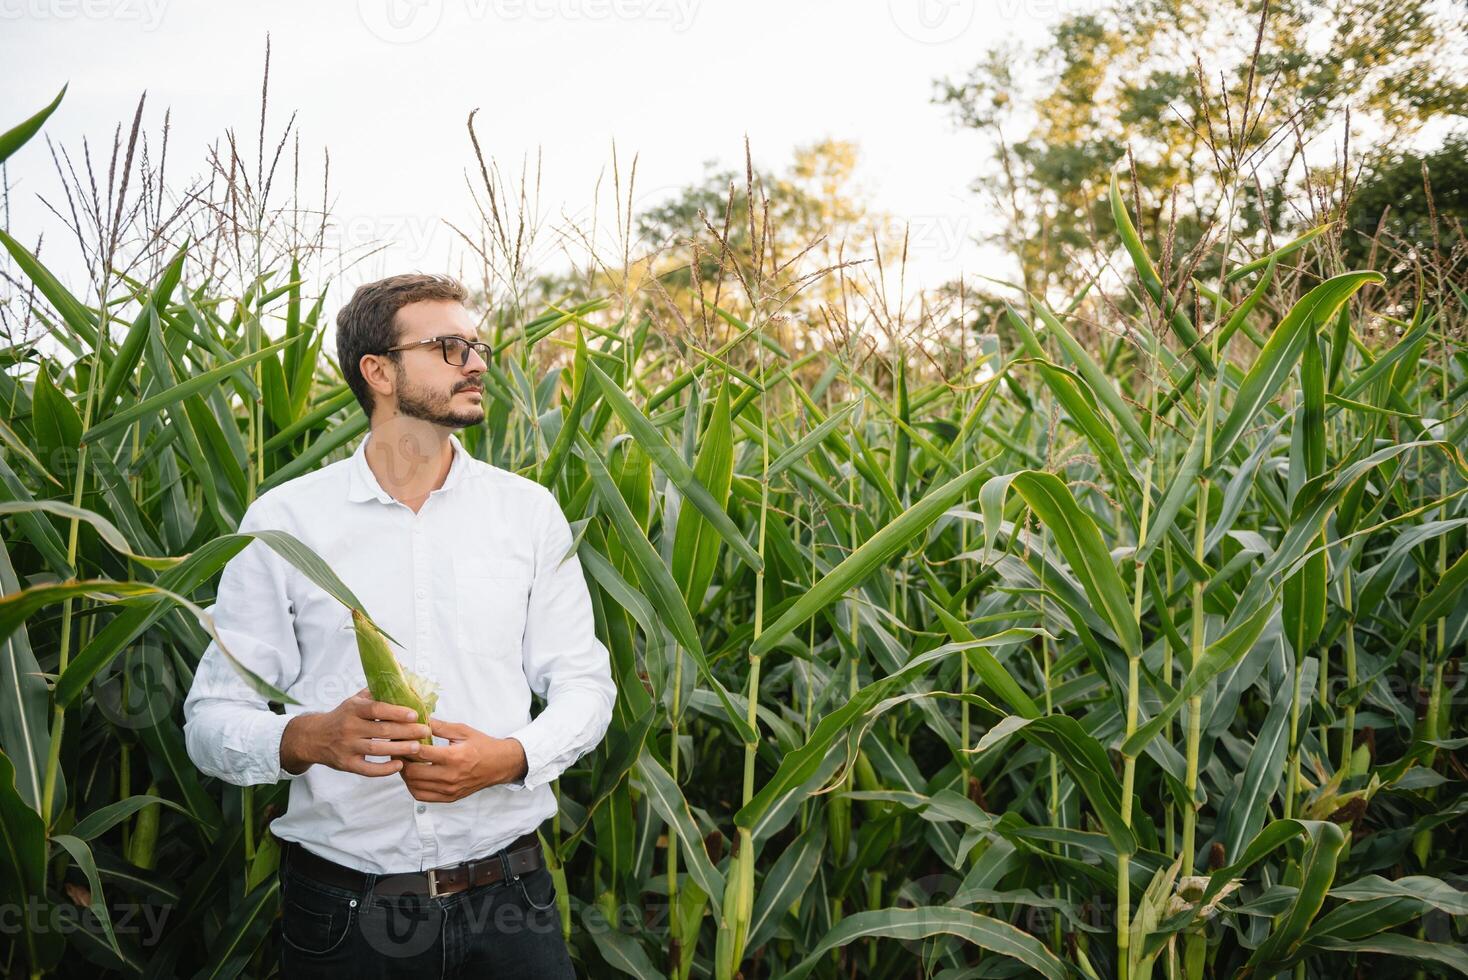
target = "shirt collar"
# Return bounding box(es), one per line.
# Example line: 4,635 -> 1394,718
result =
346,429 -> 471,504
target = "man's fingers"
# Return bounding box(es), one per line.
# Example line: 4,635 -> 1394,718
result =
428,718 -> 473,739
345,758 -> 405,777
413,742 -> 454,764
401,782 -> 455,803
398,765 -> 464,801
356,739 -> 423,758
353,697 -> 420,723
351,719 -> 431,742
399,763 -> 451,788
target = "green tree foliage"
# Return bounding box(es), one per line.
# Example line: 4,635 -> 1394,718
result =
633,139 -> 883,347
936,0 -> 1468,296
1344,132 -> 1468,288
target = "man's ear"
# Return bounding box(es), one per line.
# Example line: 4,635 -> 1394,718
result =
361,354 -> 396,403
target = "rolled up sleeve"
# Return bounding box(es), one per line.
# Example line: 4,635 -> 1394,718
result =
504,488 -> 616,792
182,498 -> 304,787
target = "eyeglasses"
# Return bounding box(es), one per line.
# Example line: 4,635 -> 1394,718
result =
383,335 -> 492,367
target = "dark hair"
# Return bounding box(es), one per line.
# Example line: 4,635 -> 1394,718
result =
335,273 -> 469,415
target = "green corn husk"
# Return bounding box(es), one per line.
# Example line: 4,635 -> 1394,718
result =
125,780 -> 161,870
352,607 -> 438,745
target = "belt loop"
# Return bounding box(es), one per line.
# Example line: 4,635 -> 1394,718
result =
499,846 -> 519,884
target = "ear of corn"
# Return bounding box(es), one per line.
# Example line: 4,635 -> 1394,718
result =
124,781 -> 161,870
352,607 -> 437,744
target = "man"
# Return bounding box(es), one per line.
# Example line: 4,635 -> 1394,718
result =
182,273 -> 614,978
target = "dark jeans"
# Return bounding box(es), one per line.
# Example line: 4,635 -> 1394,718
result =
277,844 -> 575,979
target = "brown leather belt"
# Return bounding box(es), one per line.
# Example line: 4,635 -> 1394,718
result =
282,831 -> 543,898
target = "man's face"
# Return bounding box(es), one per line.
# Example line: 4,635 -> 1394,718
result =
385,299 -> 486,428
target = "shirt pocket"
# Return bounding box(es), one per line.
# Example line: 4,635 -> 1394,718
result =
456,557 -> 532,658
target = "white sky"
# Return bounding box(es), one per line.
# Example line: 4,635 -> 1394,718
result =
0,0 -> 1083,314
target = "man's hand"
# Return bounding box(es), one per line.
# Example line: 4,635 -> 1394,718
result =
399,719 -> 529,803
280,687 -> 431,777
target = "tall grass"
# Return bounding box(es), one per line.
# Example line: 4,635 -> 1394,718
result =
1,70 -> 1466,980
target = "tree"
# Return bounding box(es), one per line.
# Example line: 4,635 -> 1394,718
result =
633,139 -> 880,350
935,0 -> 1468,297
1344,131 -> 1468,292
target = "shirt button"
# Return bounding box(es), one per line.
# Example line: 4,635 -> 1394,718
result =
416,588 -> 426,598
416,804 -> 426,813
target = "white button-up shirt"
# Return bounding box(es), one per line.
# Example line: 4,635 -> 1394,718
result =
182,429 -> 616,874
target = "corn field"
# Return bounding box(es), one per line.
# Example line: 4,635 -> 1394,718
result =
1,75 -> 1466,980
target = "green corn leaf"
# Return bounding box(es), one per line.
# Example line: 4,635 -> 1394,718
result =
68,794 -> 188,842
1122,600 -> 1277,757
1306,935 -> 1468,976
0,227 -> 99,346
81,336 -> 294,446
766,399 -> 859,480
51,834 -> 122,957
1244,821 -> 1347,972
578,431 -> 755,743
779,905 -> 1068,980
1109,172 -> 1215,378
980,469 -> 1141,659
587,361 -> 761,572
1225,224 -> 1331,282
750,458 -> 996,657
99,243 -> 189,412
671,374 -> 734,614
1027,301 -> 1154,454
735,632 -> 1041,833
28,364 -> 82,472
637,749 -> 724,917
191,877 -> 279,980
1213,272 -> 1383,466
972,713 -> 1137,856
923,595 -> 1041,719
0,84 -> 66,164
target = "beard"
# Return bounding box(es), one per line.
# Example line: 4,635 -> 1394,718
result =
394,368 -> 484,428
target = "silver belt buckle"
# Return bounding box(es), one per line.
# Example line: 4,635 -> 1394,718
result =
426,868 -> 441,898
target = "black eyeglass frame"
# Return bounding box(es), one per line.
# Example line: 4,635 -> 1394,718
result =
382,335 -> 492,366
